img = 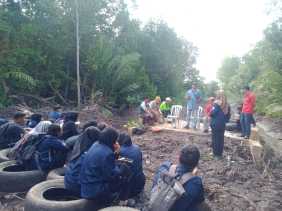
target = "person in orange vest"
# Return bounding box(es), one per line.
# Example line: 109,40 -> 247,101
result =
240,86 -> 256,139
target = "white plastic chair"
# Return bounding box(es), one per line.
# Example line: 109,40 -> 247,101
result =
167,105 -> 183,128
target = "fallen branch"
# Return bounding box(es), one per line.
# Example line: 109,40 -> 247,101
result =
48,82 -> 68,105
21,94 -> 55,106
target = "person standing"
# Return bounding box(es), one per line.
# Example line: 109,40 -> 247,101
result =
203,97 -> 215,133
185,84 -> 201,129
240,86 -> 256,139
210,91 -> 230,159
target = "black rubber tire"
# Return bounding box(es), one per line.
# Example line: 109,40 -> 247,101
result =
25,179 -> 96,211
0,148 -> 10,163
0,160 -> 46,193
99,207 -> 139,211
47,167 -> 66,180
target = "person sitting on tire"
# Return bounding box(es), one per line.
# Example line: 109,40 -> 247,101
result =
8,121 -> 52,160
65,126 -> 100,196
29,124 -> 68,172
0,112 -> 26,149
27,113 -> 42,129
152,145 -> 205,211
64,121 -> 96,152
60,121 -> 79,141
48,106 -> 62,122
80,128 -> 127,207
82,121 -> 98,131
117,133 -> 145,200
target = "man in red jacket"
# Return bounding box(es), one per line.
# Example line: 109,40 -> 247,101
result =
240,86 -> 256,139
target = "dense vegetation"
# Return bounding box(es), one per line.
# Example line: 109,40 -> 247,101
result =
0,0 -> 203,108
217,3 -> 282,117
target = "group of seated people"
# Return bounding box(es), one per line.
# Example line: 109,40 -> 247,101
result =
0,107 -> 206,210
140,96 -> 172,125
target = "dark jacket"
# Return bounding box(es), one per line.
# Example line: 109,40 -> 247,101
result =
120,144 -> 145,197
27,114 -> 42,128
210,103 -> 230,130
0,123 -> 24,149
65,153 -> 86,196
30,135 -> 68,171
80,143 -> 121,204
60,121 -> 78,140
152,161 -> 204,211
65,127 -> 100,196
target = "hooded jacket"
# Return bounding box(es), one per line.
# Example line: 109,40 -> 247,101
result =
64,127 -> 100,196
80,143 -> 121,203
60,121 -> 78,140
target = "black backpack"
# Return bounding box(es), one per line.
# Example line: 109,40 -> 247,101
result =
15,134 -> 45,165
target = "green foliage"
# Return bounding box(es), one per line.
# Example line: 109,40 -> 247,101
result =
217,18 -> 282,117
203,81 -> 220,99
0,0 -> 199,107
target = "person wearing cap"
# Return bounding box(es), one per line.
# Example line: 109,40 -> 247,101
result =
160,97 -> 172,118
27,113 -> 42,128
149,96 -> 162,123
48,106 -> 62,122
203,97 -> 215,133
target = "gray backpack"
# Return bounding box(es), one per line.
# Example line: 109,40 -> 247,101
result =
149,165 -> 192,211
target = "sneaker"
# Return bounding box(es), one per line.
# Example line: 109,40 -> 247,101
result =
239,134 -> 245,137
203,129 -> 209,133
244,136 -> 249,140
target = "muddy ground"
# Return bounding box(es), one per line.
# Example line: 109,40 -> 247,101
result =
132,131 -> 282,211
0,106 -> 281,211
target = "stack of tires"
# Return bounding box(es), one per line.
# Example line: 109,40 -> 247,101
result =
0,149 -> 138,211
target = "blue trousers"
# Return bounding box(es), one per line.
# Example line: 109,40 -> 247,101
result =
240,113 -> 253,138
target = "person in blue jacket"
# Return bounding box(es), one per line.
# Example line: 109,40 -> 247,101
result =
64,126 -> 100,196
152,145 -> 205,211
80,127 -> 124,208
210,91 -> 230,159
117,133 -> 145,199
29,124 -> 68,171
48,106 -> 62,122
